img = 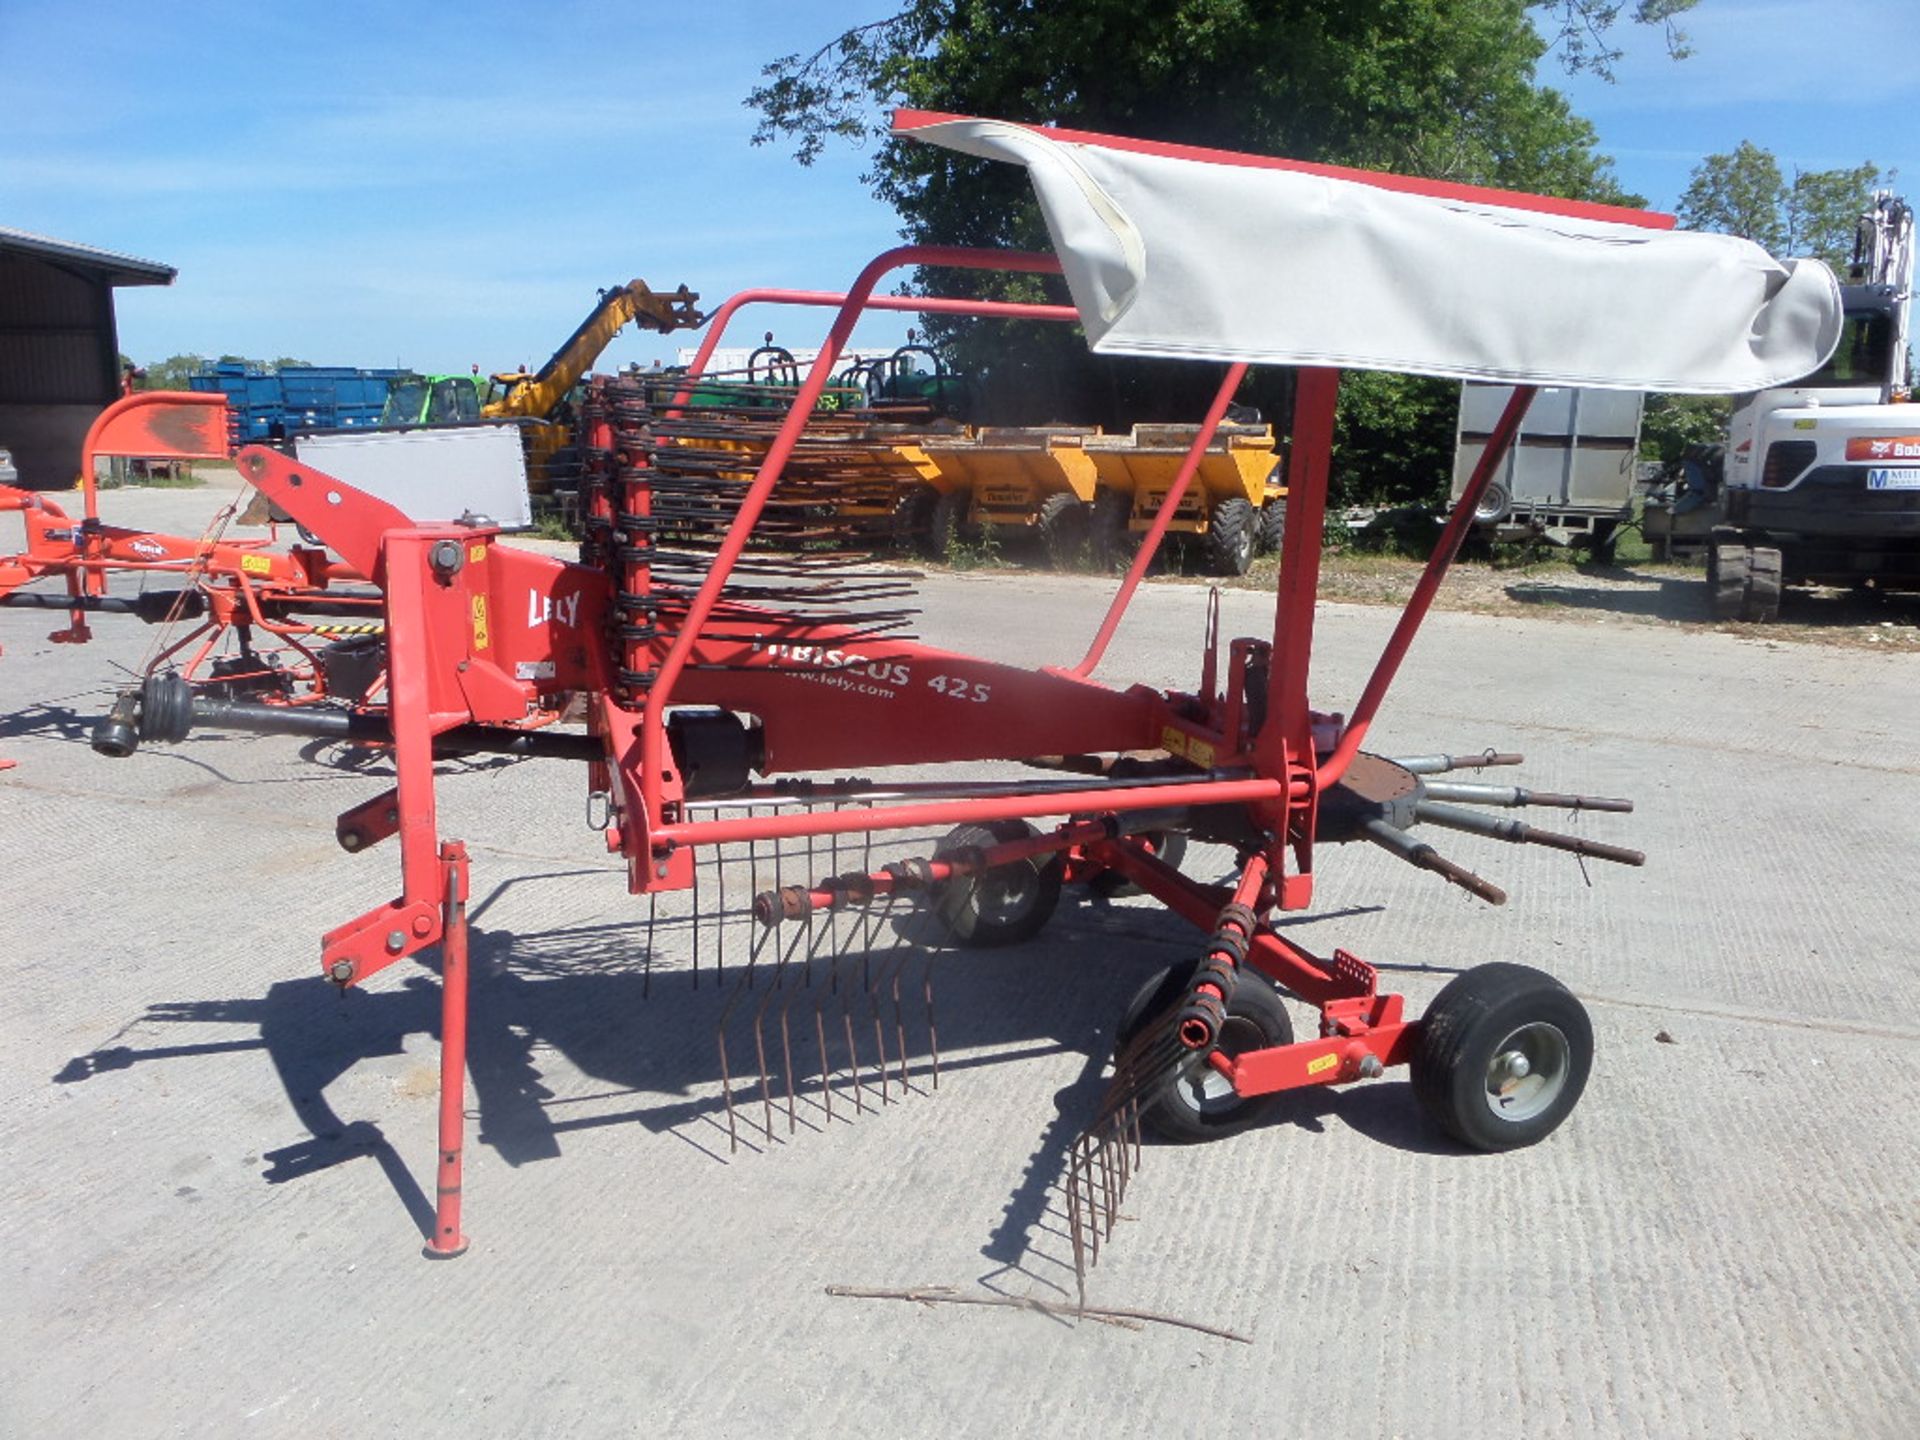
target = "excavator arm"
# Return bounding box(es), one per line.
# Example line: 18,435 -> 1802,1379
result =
484,279 -> 704,420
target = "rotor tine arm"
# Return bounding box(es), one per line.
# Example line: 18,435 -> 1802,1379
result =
1420,781 -> 1633,813
1389,750 -> 1524,775
1412,801 -> 1646,866
1360,818 -> 1508,904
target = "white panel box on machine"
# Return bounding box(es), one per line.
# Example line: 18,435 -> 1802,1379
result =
291,422 -> 534,532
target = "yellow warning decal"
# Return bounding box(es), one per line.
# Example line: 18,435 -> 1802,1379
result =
240,553 -> 273,576
468,542 -> 487,564
1159,725 -> 1215,768
1307,1053 -> 1339,1077
471,594 -> 490,651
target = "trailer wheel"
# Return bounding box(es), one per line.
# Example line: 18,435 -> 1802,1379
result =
1088,830 -> 1188,898
1411,962 -> 1592,1151
932,820 -> 1062,947
891,483 -> 938,554
1474,480 -> 1513,525
1115,959 -> 1294,1143
1038,493 -> 1092,569
1256,498 -> 1286,556
927,488 -> 973,557
1090,487 -> 1139,572
1203,496 -> 1256,576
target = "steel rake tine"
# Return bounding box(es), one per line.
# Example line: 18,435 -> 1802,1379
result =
1066,1145 -> 1089,1312
644,891 -> 656,1001
814,1005 -> 833,1125
1097,1130 -> 1118,1243
755,921 -> 808,1141
1081,1133 -> 1104,1265
715,834 -> 728,989
844,1003 -> 866,1115
691,850 -> 702,992
717,925 -> 775,1153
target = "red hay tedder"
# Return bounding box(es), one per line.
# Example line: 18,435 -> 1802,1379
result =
62,112 -> 1841,1283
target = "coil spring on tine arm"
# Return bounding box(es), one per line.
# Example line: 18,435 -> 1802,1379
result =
1178,901 -> 1259,1051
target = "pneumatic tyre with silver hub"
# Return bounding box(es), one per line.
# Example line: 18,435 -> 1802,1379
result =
932,820 -> 1063,947
1113,958 -> 1294,1143
1411,962 -> 1592,1150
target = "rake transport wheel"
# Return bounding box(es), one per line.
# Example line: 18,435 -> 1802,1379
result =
1410,963 -> 1593,1152
1205,496 -> 1257,576
1037,492 -> 1093,569
933,819 -> 1064,947
1116,959 -> 1295,1143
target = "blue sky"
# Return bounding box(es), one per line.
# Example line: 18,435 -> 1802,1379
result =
4,2 -> 1914,376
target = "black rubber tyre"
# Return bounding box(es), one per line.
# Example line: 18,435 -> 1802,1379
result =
1474,479 -> 1514,524
1584,519 -> 1619,565
932,820 -> 1063,947
1745,545 -> 1782,622
890,482 -> 939,554
927,488 -> 973,557
1037,492 -> 1093,569
1205,496 -> 1256,576
1115,959 -> 1295,1143
1089,487 -> 1139,572
1087,830 -> 1188,899
1709,540 -> 1751,621
1256,498 -> 1286,556
1411,962 -> 1593,1152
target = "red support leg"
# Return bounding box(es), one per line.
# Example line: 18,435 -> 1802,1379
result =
425,840 -> 472,1259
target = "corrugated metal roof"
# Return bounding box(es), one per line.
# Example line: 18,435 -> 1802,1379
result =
0,225 -> 174,286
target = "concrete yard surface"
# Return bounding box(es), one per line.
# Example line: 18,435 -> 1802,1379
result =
2,481 -> 1918,1439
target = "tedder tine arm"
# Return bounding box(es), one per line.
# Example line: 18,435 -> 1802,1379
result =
1411,802 -> 1647,867
1359,818 -> 1508,905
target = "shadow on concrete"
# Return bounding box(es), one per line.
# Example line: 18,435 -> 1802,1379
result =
1505,561 -> 1920,631
49,876 -> 1447,1265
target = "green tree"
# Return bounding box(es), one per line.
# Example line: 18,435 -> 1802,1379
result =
1676,141 -> 1787,250
1677,141 -> 1884,265
130,353 -> 314,391
1787,162 -> 1887,267
748,1 -> 1682,503
136,354 -> 211,391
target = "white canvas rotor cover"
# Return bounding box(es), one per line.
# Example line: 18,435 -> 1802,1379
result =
897,114 -> 1842,393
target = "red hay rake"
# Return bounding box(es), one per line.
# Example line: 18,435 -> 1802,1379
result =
0,390 -> 393,724
71,112 -> 1832,1293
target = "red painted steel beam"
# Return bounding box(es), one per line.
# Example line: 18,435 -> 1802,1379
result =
671,286 -> 1080,408
638,245 -> 1069,807
892,110 -> 1676,229
656,775 -> 1286,850
1069,362 -> 1248,678
1318,385 -> 1535,787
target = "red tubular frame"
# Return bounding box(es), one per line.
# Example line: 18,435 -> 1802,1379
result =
637,246 -> 1072,797
1070,362 -> 1249,678
220,229 -> 1557,1252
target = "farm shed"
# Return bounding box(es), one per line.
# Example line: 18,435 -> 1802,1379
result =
0,226 -> 175,486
